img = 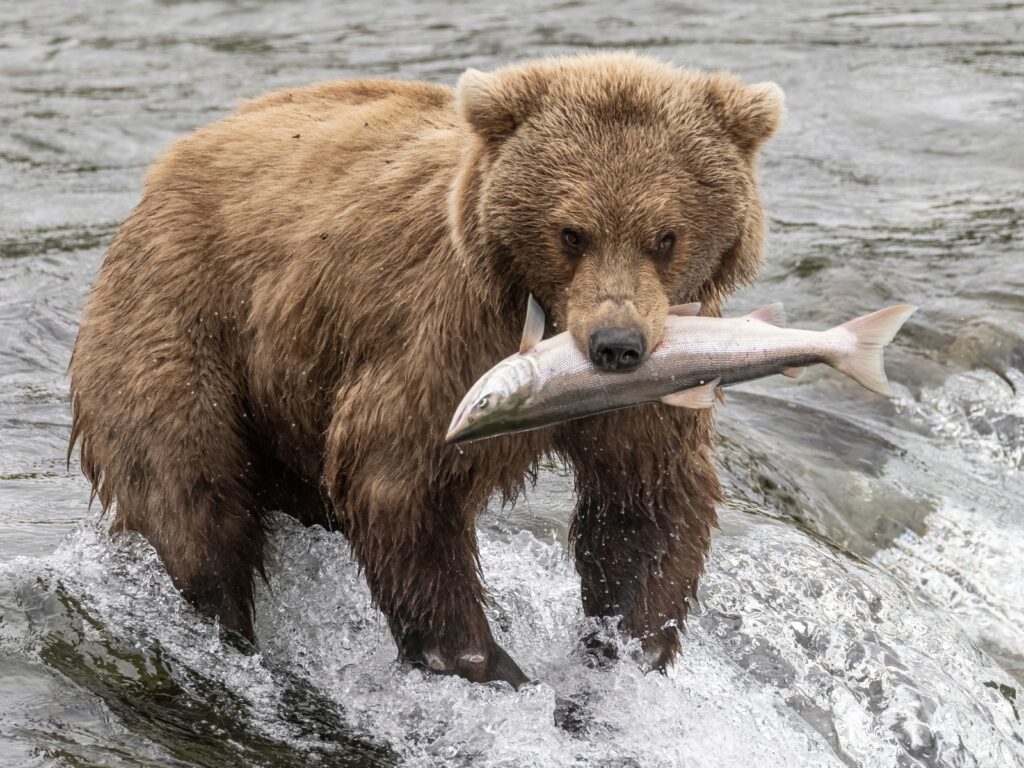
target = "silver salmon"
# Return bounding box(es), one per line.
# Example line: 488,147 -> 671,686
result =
445,299 -> 916,443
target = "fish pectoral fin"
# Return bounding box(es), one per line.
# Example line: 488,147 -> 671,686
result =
782,366 -> 806,378
520,294 -> 545,353
667,301 -> 702,317
660,378 -> 721,409
744,302 -> 786,326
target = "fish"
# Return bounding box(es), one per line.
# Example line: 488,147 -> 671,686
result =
445,298 -> 917,444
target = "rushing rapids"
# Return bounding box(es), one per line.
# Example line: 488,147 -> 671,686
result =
1,1 -> 1022,765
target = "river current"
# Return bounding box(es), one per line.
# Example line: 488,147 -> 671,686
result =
1,1 -> 1022,766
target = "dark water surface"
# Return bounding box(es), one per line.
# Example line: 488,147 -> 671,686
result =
2,1 -> 1023,765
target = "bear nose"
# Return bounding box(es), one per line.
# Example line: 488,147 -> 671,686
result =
588,328 -> 646,372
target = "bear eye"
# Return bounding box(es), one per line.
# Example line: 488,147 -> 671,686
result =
561,228 -> 585,256
654,232 -> 676,259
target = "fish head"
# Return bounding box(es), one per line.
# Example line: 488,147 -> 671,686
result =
445,356 -> 537,444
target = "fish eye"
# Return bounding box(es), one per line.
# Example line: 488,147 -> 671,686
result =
476,395 -> 489,410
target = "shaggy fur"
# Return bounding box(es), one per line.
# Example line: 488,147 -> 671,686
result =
69,53 -> 783,686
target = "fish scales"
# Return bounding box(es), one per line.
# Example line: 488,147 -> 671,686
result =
531,317 -> 844,417
446,301 -> 917,443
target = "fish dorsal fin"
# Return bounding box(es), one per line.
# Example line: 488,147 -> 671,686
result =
745,302 -> 786,327
520,294 -> 545,353
668,302 -> 702,317
660,378 -> 721,409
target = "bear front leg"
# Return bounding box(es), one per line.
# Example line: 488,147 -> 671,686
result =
557,408 -> 720,670
325,408 -> 527,688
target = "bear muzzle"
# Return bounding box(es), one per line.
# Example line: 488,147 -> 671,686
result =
588,327 -> 646,372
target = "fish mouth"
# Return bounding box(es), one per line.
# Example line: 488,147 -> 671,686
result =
445,412 -> 469,444
447,415 -> 516,444
445,388 -> 480,444
444,417 -> 469,444
445,418 -> 487,445
444,427 -> 472,444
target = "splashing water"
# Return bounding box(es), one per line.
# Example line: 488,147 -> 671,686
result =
2,0 -> 1024,765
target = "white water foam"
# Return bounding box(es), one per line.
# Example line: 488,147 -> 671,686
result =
870,368 -> 1024,677
3,491 -> 1021,767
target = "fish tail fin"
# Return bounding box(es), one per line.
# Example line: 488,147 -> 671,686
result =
833,305 -> 917,395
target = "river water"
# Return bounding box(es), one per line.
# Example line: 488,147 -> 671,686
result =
1,1 -> 1023,766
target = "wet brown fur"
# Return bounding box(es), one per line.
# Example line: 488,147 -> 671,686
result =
69,53 -> 783,685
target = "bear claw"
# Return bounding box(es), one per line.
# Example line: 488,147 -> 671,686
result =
424,650 -> 447,671
410,642 -> 528,689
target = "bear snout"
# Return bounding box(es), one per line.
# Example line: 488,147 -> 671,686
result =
568,292 -> 664,370
588,327 -> 646,372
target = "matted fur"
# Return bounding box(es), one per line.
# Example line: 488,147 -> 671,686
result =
69,52 -> 782,685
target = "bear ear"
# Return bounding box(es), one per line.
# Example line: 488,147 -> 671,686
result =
705,77 -> 785,154
455,66 -> 546,141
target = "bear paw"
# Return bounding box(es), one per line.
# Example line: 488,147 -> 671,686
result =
416,643 -> 529,689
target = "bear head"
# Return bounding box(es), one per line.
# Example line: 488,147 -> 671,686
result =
452,52 -> 784,371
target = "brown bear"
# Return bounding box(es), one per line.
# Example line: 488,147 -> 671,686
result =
69,53 -> 783,688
